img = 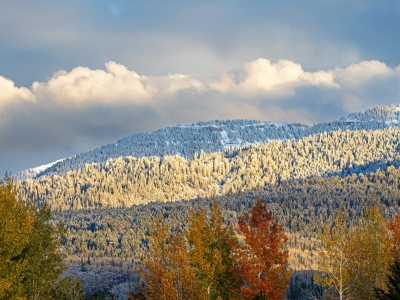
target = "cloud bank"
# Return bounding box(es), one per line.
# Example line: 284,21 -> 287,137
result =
1,58 -> 400,173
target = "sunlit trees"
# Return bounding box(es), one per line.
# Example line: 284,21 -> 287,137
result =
351,202 -> 392,300
316,200 -> 393,300
22,204 -> 66,300
388,214 -> 400,258
140,215 -> 202,300
232,199 -> 291,300
0,174 -> 34,299
314,212 -> 360,300
0,174 -> 73,300
186,200 -> 238,300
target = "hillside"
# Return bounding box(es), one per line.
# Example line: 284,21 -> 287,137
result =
18,127 -> 400,210
15,105 -> 400,180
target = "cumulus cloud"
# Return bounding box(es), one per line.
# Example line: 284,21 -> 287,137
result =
0,76 -> 34,108
2,58 -> 400,174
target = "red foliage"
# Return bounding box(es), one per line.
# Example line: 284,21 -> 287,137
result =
388,214 -> 400,258
233,199 -> 291,300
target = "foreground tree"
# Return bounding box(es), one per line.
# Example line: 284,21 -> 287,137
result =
232,199 -> 291,300
316,200 -> 392,300
0,174 -> 72,300
23,204 -> 66,300
54,275 -> 85,300
351,202 -> 392,299
388,214 -> 400,258
186,200 -> 238,300
0,174 -> 34,299
314,212 -> 360,300
374,259 -> 400,300
140,215 -> 202,300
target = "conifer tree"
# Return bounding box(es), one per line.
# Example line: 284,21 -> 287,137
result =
374,260 -> 400,300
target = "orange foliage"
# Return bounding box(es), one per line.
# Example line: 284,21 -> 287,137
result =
388,214 -> 400,258
232,199 -> 291,300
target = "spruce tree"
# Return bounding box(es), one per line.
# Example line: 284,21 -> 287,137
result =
374,260 -> 400,300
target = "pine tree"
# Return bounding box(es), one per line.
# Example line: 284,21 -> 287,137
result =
374,260 -> 400,300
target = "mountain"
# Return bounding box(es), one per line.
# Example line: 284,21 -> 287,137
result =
14,105 -> 400,211
15,105 -> 400,180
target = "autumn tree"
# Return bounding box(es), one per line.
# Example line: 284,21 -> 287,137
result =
316,200 -> 392,300
186,200 -> 238,300
0,174 -> 34,299
232,199 -> 291,300
350,201 -> 392,300
314,211 -> 360,300
22,203 -> 66,300
0,174 -> 69,300
388,214 -> 400,258
140,215 -> 202,300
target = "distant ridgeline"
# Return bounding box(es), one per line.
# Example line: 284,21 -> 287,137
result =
15,105 -> 400,181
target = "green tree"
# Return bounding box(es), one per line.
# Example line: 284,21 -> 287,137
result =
54,275 -> 85,300
0,174 -> 68,300
374,260 -> 400,300
0,174 -> 34,300
22,203 -> 66,300
186,200 -> 237,300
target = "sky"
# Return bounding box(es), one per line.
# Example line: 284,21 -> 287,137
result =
1,0 -> 400,174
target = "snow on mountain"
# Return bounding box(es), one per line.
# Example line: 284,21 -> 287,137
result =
15,105 -> 400,180
13,158 -> 66,181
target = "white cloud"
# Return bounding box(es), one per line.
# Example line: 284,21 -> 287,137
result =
31,62 -> 149,108
334,60 -> 393,88
1,58 -> 399,113
2,58 -> 400,174
0,75 -> 34,108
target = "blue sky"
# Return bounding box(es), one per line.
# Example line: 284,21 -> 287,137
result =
1,0 -> 400,174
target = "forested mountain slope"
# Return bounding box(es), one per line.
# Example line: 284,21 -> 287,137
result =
18,128 -> 400,211
15,105 -> 400,180
51,163 -> 400,260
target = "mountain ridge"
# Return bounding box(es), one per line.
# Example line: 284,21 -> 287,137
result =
15,104 -> 400,181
